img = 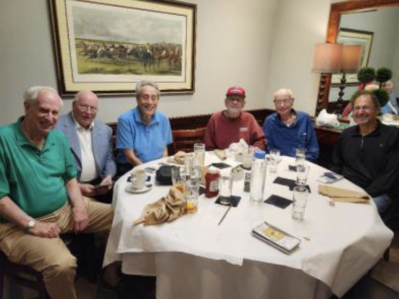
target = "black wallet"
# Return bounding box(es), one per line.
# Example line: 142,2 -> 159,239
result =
209,162 -> 231,169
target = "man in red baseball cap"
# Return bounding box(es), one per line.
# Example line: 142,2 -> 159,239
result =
204,86 -> 266,150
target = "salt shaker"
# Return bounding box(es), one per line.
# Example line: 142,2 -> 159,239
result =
244,172 -> 251,192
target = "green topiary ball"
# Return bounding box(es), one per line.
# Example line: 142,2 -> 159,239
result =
376,67 -> 392,84
357,67 -> 375,84
372,89 -> 390,107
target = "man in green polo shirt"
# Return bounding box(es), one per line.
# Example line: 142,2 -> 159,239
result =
0,86 -> 113,299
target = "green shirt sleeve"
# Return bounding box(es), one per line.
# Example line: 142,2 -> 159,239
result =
0,138 -> 10,199
61,134 -> 77,180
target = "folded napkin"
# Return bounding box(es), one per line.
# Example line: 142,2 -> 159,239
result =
167,151 -> 187,165
318,184 -> 370,203
315,109 -> 340,128
214,149 -> 227,160
133,186 -> 187,226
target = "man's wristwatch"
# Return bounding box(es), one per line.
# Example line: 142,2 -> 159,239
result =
25,220 -> 36,231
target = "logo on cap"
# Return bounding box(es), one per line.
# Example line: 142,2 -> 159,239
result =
226,86 -> 246,97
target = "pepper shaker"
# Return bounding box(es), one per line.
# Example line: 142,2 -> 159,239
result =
244,172 -> 251,192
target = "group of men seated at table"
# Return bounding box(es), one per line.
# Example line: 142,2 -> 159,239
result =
0,80 -> 398,298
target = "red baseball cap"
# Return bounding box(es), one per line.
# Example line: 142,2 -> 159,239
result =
226,86 -> 246,97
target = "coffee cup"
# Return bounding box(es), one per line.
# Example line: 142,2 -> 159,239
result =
131,169 -> 146,190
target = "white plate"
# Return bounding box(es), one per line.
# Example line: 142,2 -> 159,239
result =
125,184 -> 153,194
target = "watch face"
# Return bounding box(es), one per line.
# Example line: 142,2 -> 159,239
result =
27,220 -> 36,229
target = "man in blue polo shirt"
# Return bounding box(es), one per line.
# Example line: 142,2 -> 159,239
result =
0,86 -> 113,299
116,80 -> 173,176
263,88 -> 319,162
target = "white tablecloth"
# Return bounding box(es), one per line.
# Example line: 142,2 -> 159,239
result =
104,153 -> 393,299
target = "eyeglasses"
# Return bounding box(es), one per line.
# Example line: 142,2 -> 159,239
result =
353,105 -> 373,112
79,104 -> 98,112
140,95 -> 158,101
273,98 -> 292,106
226,97 -> 245,103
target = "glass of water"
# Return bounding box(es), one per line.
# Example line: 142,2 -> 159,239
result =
242,146 -> 255,170
269,149 -> 280,174
296,164 -> 310,186
292,185 -> 309,221
219,174 -> 233,206
194,143 -> 205,167
295,148 -> 306,168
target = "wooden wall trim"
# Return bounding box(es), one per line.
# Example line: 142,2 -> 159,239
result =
108,108 -> 276,132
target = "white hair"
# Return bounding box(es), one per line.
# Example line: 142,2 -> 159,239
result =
23,86 -> 63,108
136,80 -> 160,100
273,88 -> 293,99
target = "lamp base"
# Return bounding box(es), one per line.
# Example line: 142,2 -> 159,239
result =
336,73 -> 347,115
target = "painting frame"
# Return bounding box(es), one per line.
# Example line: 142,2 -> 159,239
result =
49,0 -> 196,96
332,28 -> 374,86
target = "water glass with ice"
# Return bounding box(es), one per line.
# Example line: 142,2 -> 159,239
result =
292,185 -> 309,221
295,148 -> 306,167
296,164 -> 310,186
269,149 -> 280,174
219,174 -> 233,205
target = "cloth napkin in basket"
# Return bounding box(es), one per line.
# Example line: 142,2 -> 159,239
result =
133,186 -> 187,226
318,184 -> 370,203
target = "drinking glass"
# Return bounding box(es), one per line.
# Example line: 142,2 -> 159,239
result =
185,154 -> 195,177
194,143 -> 205,166
219,174 -> 233,205
171,166 -> 185,193
269,149 -> 280,173
296,164 -> 310,186
295,148 -> 306,168
185,178 -> 200,213
242,146 -> 255,170
292,185 -> 309,221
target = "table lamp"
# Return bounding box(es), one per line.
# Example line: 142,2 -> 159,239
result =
336,45 -> 362,113
312,43 -> 342,115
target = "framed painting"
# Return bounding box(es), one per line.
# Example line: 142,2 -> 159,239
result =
332,28 -> 374,86
49,0 -> 196,96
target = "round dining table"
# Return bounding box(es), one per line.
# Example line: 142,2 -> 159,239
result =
104,152 -> 393,299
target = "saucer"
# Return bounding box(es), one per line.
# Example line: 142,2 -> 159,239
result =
125,183 -> 153,194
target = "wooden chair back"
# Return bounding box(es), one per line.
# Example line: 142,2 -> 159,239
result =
172,127 -> 206,154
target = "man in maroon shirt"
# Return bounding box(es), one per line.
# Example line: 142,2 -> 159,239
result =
204,86 -> 266,150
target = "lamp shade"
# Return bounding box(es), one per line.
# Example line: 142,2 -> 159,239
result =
312,43 -> 342,73
341,45 -> 362,73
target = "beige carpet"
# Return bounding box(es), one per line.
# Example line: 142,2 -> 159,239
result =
371,233 -> 399,293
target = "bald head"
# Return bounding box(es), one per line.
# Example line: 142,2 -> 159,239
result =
75,90 -> 98,104
72,90 -> 98,129
273,88 -> 293,100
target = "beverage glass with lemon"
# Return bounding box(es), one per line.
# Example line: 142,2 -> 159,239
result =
185,178 -> 200,213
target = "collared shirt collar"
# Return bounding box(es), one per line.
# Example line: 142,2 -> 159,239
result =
15,117 -> 55,151
277,109 -> 298,126
72,112 -> 94,131
133,107 -> 160,126
351,120 -> 382,137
